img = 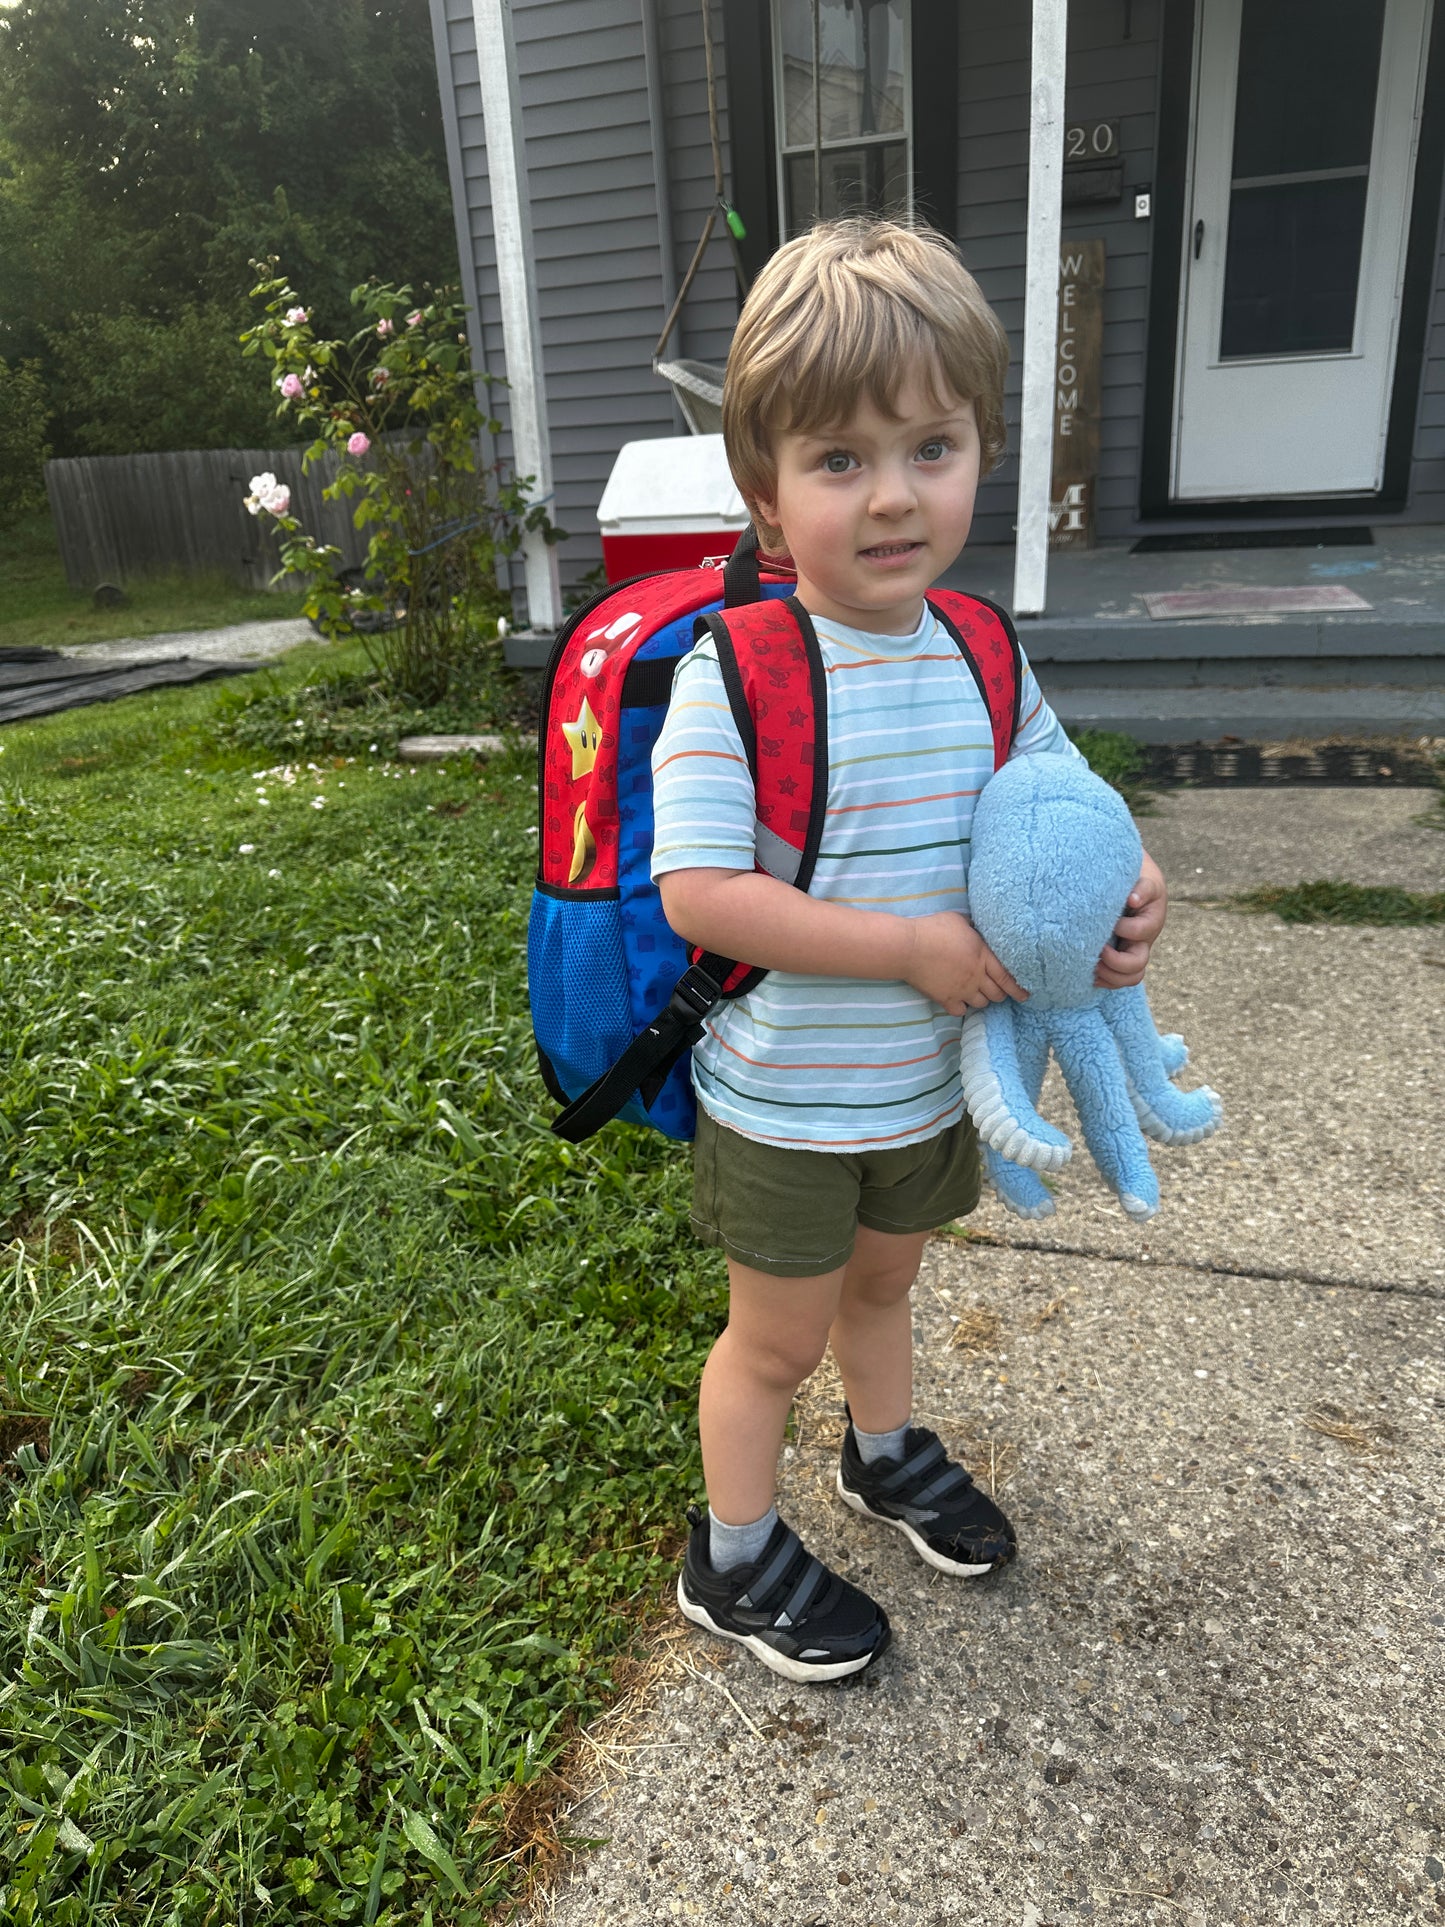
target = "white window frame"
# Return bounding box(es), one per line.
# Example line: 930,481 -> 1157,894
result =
771,0 -> 914,240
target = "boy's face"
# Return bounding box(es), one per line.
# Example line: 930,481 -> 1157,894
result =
753,370 -> 981,635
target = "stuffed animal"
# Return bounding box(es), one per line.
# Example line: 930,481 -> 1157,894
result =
960,754 -> 1221,1221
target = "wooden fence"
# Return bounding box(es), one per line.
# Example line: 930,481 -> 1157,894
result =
43,447 -> 372,594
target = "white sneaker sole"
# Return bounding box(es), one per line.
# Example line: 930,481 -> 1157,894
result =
836,1471 -> 1000,1578
675,1573 -> 881,1683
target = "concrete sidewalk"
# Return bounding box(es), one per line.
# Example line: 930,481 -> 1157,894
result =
532,786 -> 1444,1927
58,616 -> 315,665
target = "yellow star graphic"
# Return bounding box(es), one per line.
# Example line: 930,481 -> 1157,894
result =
561,696 -> 603,780
568,802 -> 596,884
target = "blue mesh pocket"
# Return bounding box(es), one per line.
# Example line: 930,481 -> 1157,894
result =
527,888 -> 697,1141
528,891 -> 633,1096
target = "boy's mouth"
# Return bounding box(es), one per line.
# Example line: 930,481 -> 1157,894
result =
860,540 -> 924,559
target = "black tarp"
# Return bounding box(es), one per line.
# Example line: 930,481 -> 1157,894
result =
0,647 -> 255,725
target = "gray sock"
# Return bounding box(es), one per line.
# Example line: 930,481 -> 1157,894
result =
853,1419 -> 911,1466
708,1505 -> 778,1573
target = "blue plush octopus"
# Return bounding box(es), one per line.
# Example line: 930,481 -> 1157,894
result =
961,754 -> 1221,1221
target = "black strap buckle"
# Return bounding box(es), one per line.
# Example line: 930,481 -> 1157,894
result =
667,963 -> 725,1025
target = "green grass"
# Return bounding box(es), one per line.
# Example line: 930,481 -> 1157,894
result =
1070,728 -> 1154,813
0,664 -> 721,1924
0,510 -> 308,653
1235,878 -> 1445,923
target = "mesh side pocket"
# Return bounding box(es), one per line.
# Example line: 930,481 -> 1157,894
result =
527,893 -> 634,1099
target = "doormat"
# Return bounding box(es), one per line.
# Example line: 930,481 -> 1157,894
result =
1141,584 -> 1372,618
1142,742 -> 1440,787
1131,527 -> 1373,554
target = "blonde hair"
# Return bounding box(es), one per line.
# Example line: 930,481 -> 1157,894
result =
723,218 -> 1009,546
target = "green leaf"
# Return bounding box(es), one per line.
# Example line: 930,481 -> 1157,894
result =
399,1810 -> 467,1897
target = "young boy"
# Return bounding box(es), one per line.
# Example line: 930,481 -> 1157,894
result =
650,219 -> 1167,1682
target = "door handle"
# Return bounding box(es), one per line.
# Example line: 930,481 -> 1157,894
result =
1194,218 -> 1205,260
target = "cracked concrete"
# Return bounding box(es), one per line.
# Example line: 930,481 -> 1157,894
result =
529,785 -> 1445,1927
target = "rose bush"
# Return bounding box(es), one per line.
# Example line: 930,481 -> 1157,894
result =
242,267 -> 560,701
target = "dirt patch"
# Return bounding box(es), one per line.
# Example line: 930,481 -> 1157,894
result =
0,1410 -> 50,1467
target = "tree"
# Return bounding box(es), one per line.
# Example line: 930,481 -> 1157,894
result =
0,0 -> 460,458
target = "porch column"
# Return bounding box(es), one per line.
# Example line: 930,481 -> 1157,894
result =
471,0 -> 563,632
1012,0 -> 1068,619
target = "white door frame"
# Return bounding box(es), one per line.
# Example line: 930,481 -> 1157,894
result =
1171,0 -> 1433,502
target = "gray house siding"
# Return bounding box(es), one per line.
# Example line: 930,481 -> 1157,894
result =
434,0 -> 684,596
433,0 -> 1445,603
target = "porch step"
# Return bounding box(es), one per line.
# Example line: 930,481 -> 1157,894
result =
947,530 -> 1445,740
1042,678 -> 1445,744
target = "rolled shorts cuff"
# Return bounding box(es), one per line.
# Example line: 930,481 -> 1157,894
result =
690,1106 -> 980,1279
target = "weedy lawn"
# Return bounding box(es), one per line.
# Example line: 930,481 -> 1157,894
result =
0,511 -> 308,653
0,664 -> 720,1924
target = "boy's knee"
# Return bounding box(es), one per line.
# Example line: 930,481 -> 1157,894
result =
730,1322 -> 829,1394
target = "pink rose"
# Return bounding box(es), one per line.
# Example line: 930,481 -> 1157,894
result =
278,372 -> 304,399
376,318 -> 394,337
346,431 -> 370,456
245,472 -> 290,516
406,309 -> 424,328
285,306 -> 309,325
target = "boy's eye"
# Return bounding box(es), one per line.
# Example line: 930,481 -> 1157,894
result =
918,438 -> 950,462
822,451 -> 855,474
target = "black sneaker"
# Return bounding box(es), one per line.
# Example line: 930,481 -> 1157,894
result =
837,1420 -> 1017,1577
676,1506 -> 890,1684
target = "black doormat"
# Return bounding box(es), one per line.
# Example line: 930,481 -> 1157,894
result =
1143,741 -> 1439,786
1131,527 -> 1373,554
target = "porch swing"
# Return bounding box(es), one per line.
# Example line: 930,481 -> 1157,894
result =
653,0 -> 837,429
650,0 -> 751,432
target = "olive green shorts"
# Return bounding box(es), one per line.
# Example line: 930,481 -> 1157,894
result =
690,1107 -> 981,1278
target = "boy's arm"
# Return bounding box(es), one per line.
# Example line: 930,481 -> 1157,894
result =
659,867 -> 1026,1015
1095,848 -> 1167,989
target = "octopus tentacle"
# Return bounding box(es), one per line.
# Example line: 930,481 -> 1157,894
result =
1048,1006 -> 1160,1220
1156,1030 -> 1189,1078
983,1143 -> 1056,1219
961,1003 -> 1071,1173
1102,987 -> 1223,1145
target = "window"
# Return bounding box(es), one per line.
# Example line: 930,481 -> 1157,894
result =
772,0 -> 912,239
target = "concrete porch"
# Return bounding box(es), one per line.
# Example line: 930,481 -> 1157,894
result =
940,524 -> 1445,742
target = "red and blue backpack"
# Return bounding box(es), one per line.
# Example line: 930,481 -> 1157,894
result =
527,533 -> 1023,1142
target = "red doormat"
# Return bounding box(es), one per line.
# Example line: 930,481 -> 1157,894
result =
1141,585 -> 1372,618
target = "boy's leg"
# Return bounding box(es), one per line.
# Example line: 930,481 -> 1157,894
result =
828,1224 -> 931,1436
833,1236 -> 1018,1572
683,1253 -> 892,1682
698,1256 -> 842,1527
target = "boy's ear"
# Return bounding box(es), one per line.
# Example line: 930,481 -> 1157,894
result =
745,493 -> 785,553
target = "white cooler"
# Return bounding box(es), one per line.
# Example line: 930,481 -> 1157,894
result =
596,435 -> 749,582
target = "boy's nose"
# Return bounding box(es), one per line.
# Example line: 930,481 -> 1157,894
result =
868,463 -> 917,518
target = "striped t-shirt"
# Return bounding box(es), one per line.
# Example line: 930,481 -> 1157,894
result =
650,604 -> 1076,1150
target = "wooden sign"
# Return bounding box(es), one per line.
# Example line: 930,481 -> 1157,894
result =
1050,239 -> 1105,551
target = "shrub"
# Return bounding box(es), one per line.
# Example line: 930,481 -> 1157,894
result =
0,357 -> 51,523
241,271 -> 561,704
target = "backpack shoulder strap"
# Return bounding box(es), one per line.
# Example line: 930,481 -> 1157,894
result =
926,589 -> 1022,771
696,593 -> 828,896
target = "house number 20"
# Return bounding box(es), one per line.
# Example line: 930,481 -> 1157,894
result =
1064,121 -> 1119,162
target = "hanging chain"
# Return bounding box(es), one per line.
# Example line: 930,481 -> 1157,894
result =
812,0 -> 823,222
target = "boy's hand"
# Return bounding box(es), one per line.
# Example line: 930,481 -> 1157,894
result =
907,912 -> 1028,1014
1096,850 -> 1168,989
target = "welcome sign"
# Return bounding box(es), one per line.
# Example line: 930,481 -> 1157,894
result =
1050,239 -> 1105,550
